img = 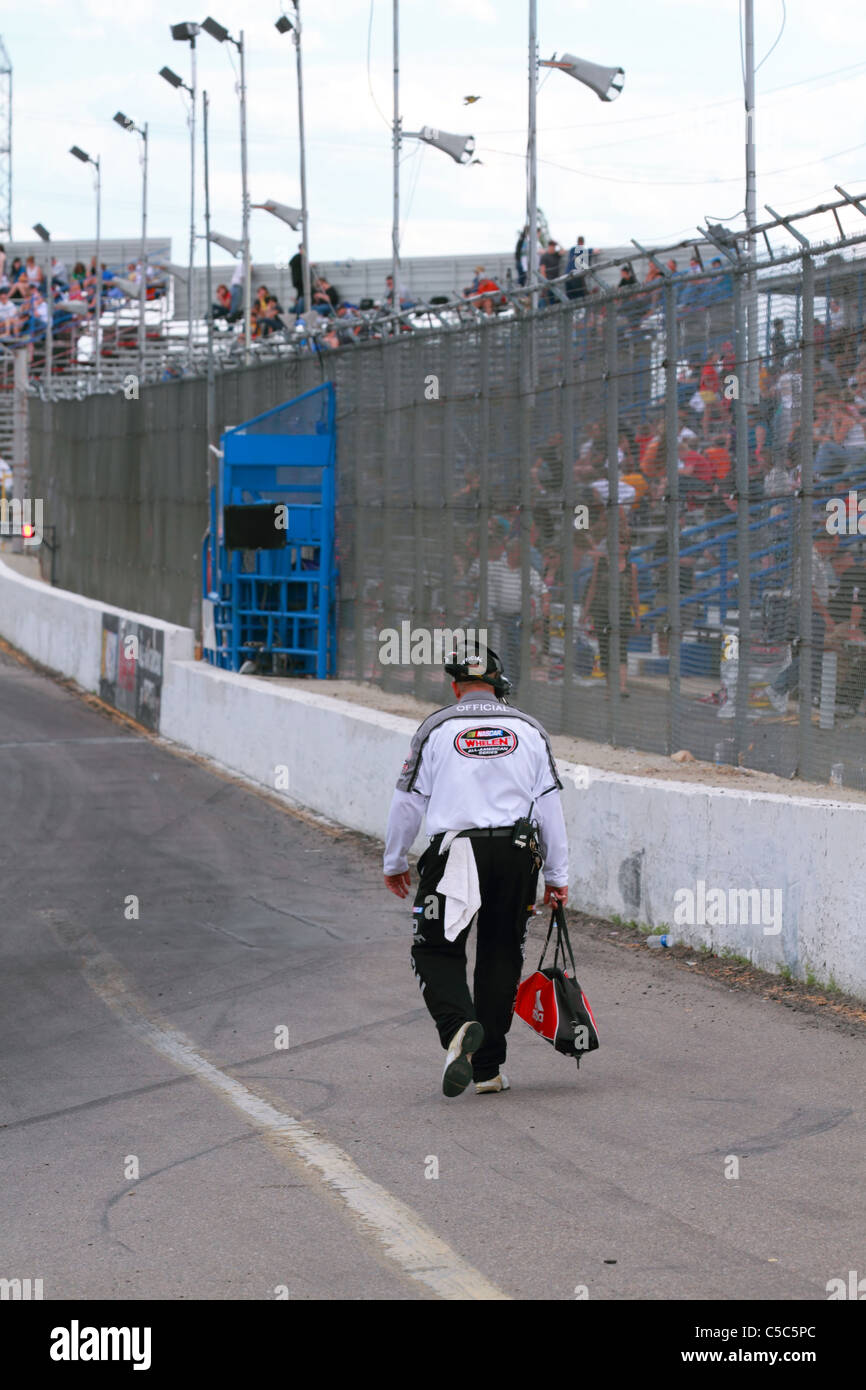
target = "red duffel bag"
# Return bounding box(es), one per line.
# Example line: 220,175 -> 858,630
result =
514,903 -> 599,1067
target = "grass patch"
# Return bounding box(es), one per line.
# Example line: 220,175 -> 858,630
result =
720,948 -> 751,968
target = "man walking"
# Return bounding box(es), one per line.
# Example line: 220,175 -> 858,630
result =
383,644 -> 569,1097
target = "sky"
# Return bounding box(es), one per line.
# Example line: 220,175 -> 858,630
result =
3,0 -> 866,270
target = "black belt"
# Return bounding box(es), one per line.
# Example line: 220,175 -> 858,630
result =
446,826 -> 515,839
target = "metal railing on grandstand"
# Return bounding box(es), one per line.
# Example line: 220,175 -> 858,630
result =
21,187 -> 866,788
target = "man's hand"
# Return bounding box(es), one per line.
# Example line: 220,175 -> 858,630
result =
543,883 -> 569,907
384,870 -> 411,899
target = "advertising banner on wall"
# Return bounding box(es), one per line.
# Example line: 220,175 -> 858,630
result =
99,613 -> 165,731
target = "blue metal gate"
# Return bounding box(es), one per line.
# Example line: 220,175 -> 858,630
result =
201,383 -> 337,677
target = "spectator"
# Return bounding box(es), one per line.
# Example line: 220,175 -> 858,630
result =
584,535 -> 640,696
0,285 -> 18,337
312,275 -> 339,314
539,239 -> 562,281
771,317 -> 787,367
465,265 -> 485,296
24,255 -> 43,289
515,226 -> 529,287
565,236 -> 592,300
678,436 -> 715,505
228,258 -> 244,320
768,536 -> 839,711
289,243 -> 306,305
212,283 -> 231,320
257,295 -> 282,338
814,398 -> 866,479
539,239 -> 562,304
472,272 -> 503,315
485,537 -> 545,694
702,257 -> 733,307
384,274 -> 413,311
335,303 -> 361,344
652,528 -> 697,653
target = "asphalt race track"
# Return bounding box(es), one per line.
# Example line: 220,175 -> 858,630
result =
2,646 -> 864,1302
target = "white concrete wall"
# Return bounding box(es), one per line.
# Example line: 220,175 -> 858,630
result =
162,660 -> 866,999
0,558 -> 194,691
2,557 -> 864,999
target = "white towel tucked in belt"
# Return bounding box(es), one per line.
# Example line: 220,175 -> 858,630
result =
437,831 -> 482,943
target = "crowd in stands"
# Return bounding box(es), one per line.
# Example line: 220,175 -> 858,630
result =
0,243 -> 167,357
209,243 -> 435,350
438,250 -> 866,710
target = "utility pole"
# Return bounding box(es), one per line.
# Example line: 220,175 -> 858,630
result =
744,0 -> 758,401
239,30 -> 251,360
293,3 -> 312,325
94,157 -> 102,389
391,0 -> 400,319
527,0 -> 538,311
203,91 -> 216,502
140,123 -> 149,379
188,38 -> 197,371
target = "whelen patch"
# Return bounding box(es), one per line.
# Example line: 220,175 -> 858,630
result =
454,726 -> 518,758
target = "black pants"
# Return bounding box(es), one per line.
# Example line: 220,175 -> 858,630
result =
410,833 -> 540,1083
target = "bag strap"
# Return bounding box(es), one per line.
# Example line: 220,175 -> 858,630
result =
553,902 -> 577,975
538,902 -> 576,972
537,908 -> 557,970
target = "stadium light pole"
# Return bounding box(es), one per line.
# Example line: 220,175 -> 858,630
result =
391,0 -> 474,320
201,17 -> 251,362
275,7 -> 313,330
527,12 -> 624,303
70,144 -> 102,387
202,89 -> 217,565
744,0 -> 758,402
165,21 -> 199,370
113,112 -> 149,381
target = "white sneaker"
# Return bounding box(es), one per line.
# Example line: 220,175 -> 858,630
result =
474,1072 -> 510,1094
442,1021 -> 484,1098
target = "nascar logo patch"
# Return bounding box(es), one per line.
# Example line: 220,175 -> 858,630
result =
454,726 -> 518,758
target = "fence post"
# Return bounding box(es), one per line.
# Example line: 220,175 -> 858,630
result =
560,308 -> 575,734
352,355 -> 366,683
442,340 -> 456,636
664,277 -> 681,753
478,320 -> 491,664
379,340 -> 396,689
11,346 -> 29,553
518,320 -> 532,709
732,268 -> 751,762
412,353 -> 426,701
604,291 -> 620,743
797,251 -> 816,780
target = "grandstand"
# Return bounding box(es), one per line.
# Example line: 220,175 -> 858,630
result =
13,196 -> 866,783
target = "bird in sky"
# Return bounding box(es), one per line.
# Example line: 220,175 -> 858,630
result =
463,95 -> 482,104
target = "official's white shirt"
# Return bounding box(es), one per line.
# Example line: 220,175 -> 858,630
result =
383,697 -> 569,885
